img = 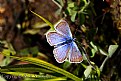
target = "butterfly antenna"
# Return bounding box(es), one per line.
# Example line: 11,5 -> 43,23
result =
76,41 -> 96,70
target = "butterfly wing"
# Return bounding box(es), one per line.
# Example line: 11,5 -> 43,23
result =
46,32 -> 66,46
69,42 -> 83,63
55,20 -> 72,38
53,44 -> 71,63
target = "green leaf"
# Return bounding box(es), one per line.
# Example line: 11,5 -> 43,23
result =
67,7 -> 71,15
99,48 -> 108,56
30,10 -> 54,30
0,76 -> 6,81
1,54 -> 81,81
7,43 -> 16,55
23,77 -> 66,81
2,49 -> 12,56
32,22 -> 48,29
63,61 -> 71,70
90,42 -> 98,57
0,65 -> 53,73
84,65 -> 92,78
17,48 -> 29,56
38,52 -> 48,59
108,45 -> 118,57
95,66 -> 100,77
42,77 -> 67,81
100,56 -> 108,72
90,42 -> 98,51
81,63 -> 87,69
91,49 -> 97,58
0,57 -> 12,66
68,2 -> 74,8
71,11 -> 77,22
29,46 -> 39,55
2,44 -> 16,56
78,0 -> 90,13
0,41 -> 16,56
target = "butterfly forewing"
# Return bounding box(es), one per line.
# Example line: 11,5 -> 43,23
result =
69,42 -> 83,63
46,32 -> 66,46
55,20 -> 72,38
46,19 -> 83,63
53,44 -> 71,63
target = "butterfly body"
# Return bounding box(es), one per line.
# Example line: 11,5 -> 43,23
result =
46,20 -> 83,63
55,38 -> 73,48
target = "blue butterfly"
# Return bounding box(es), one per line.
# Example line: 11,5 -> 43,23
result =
46,19 -> 83,63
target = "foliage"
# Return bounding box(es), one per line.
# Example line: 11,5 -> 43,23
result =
0,0 -> 120,81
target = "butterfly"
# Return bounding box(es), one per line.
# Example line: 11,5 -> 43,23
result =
46,19 -> 83,63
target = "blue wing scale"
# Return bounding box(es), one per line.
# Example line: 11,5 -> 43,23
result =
69,42 -> 83,63
46,32 -> 66,46
55,20 -> 72,38
53,44 -> 71,63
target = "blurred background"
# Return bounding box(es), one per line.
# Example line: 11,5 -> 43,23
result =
0,0 -> 120,81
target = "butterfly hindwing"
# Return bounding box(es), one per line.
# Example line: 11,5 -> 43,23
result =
69,42 -> 83,63
46,19 -> 83,63
46,32 -> 66,46
53,44 -> 71,63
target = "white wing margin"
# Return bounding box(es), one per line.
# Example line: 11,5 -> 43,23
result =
53,44 -> 71,63
69,42 -> 83,63
55,19 -> 73,38
46,32 -> 66,46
